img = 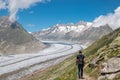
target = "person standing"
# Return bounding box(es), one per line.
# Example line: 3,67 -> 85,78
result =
76,50 -> 85,79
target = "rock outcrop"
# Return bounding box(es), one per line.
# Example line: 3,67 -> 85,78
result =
85,27 -> 120,80
99,57 -> 120,80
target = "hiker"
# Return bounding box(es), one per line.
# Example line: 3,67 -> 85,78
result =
76,50 -> 85,79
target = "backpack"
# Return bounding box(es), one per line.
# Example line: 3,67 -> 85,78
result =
77,54 -> 84,64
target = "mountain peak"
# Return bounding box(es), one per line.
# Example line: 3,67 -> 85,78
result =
48,21 -> 93,33
32,21 -> 112,46
0,16 -> 19,29
0,16 -> 45,54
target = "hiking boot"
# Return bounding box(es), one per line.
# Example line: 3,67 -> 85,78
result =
80,77 -> 84,79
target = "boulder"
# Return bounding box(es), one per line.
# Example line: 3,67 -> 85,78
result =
99,57 -> 120,80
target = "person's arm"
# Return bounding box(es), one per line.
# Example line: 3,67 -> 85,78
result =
83,55 -> 85,67
76,56 -> 78,65
76,59 -> 78,65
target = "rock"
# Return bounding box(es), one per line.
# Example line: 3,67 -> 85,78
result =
99,57 -> 120,80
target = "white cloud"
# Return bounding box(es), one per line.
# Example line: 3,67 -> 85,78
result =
0,0 -> 50,22
0,0 -> 7,9
93,6 -> 120,30
27,24 -> 36,27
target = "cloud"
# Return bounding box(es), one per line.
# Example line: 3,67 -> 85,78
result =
0,0 -> 7,9
0,0 -> 50,22
92,6 -> 120,30
27,24 -> 36,27
29,11 -> 34,14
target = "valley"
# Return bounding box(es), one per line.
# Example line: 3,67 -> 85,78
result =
0,41 -> 83,80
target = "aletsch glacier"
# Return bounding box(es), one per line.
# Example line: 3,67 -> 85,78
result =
0,41 -> 84,80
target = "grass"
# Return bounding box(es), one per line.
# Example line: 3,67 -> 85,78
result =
27,51 -> 97,80
84,27 -> 120,57
28,54 -> 78,80
28,28 -> 120,80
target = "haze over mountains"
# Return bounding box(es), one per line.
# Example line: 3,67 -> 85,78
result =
0,16 -> 45,54
32,21 -> 113,45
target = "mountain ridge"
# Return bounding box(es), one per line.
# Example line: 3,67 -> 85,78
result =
0,16 -> 45,54
32,22 -> 113,46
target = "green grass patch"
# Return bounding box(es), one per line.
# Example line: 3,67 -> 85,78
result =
28,54 -> 78,80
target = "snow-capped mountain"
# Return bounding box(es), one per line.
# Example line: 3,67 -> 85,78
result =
34,21 -> 92,36
32,21 -> 113,45
50,21 -> 92,33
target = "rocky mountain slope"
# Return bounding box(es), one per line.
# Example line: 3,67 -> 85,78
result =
59,27 -> 120,80
86,27 -> 120,80
0,16 -> 45,54
32,22 -> 113,45
29,27 -> 120,80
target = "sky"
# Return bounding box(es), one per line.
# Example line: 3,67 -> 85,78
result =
0,0 -> 120,32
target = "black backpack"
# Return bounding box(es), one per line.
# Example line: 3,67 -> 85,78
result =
77,54 -> 84,64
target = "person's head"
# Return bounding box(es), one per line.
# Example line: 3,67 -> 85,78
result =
79,50 -> 82,54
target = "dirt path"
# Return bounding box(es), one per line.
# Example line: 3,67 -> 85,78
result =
79,74 -> 95,80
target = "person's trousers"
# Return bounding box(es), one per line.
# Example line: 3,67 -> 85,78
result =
78,64 -> 84,78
